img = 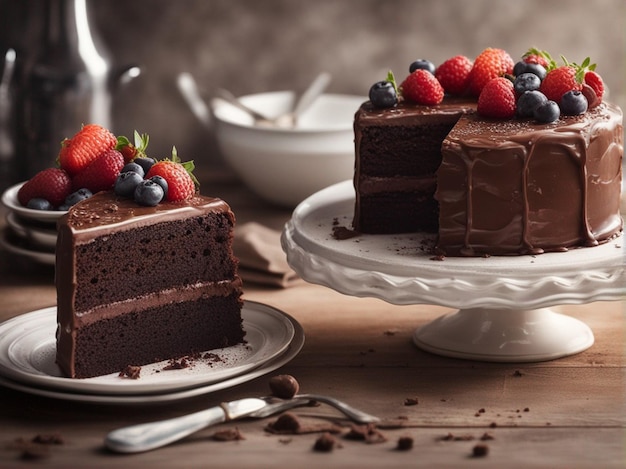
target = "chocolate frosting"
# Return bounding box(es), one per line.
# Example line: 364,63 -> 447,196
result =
437,103 -> 623,255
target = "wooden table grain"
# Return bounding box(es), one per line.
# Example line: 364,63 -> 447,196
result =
1,178 -> 624,468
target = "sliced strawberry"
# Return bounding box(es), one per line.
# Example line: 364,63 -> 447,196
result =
145,149 -> 197,202
17,168 -> 72,208
71,149 -> 124,192
58,124 -> 117,176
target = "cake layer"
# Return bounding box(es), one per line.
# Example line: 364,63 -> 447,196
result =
59,293 -> 244,379
353,98 -> 476,233
436,103 -> 623,256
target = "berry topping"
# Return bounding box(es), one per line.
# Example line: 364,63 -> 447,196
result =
58,124 -> 117,176
369,79 -> 397,109
477,77 -> 516,119
116,131 -> 149,164
513,72 -> 541,95
17,167 -> 72,208
71,149 -> 125,193
435,55 -> 473,95
26,198 -> 53,211
560,90 -> 588,115
134,179 -> 165,206
540,65 -> 582,102
121,162 -> 145,178
467,48 -> 514,96
114,171 -> 144,198
145,148 -> 197,202
133,156 -> 156,174
583,70 -> 604,103
516,90 -> 548,118
533,100 -> 560,123
65,188 -> 93,207
409,59 -> 436,74
401,69 -> 444,106
149,175 -> 169,199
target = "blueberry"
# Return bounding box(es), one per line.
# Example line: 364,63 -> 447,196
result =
134,180 -> 164,206
534,100 -> 560,123
513,73 -> 541,94
133,157 -> 156,174
121,162 -> 145,178
26,198 -> 52,211
114,171 -> 144,198
513,61 -> 546,80
516,90 -> 548,118
409,59 -> 435,74
560,90 -> 588,115
149,175 -> 169,199
369,81 -> 397,108
65,188 -> 93,207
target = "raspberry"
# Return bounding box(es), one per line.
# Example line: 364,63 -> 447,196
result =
477,77 -> 516,119
400,69 -> 444,106
435,55 -> 473,95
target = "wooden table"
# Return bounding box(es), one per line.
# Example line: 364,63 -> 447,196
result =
1,177 -> 624,468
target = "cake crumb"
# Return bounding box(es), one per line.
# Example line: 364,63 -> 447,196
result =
313,432 -> 337,452
344,423 -> 387,444
404,397 -> 419,406
472,443 -> 489,457
269,374 -> 300,399
513,369 -> 523,377
118,365 -> 141,379
396,436 -> 414,451
211,428 -> 245,441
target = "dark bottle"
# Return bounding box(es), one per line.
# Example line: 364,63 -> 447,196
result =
14,0 -> 138,181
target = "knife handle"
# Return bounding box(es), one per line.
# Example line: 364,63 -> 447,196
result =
105,405 -> 226,453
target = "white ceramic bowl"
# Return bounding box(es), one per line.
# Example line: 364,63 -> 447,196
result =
212,91 -> 365,207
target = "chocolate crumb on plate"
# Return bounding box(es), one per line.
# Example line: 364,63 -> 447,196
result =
344,423 -> 387,444
118,365 -> 141,379
404,397 -> 419,406
472,443 -> 489,457
211,428 -> 245,441
396,436 -> 414,451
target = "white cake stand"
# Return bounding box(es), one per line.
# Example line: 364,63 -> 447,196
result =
281,180 -> 626,362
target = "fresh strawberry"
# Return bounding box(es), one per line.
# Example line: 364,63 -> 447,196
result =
583,70 -> 604,102
58,124 -> 117,176
435,55 -> 473,95
477,77 -> 516,119
467,48 -> 514,96
145,148 -> 198,201
71,149 -> 124,192
400,69 -> 444,105
116,131 -> 149,163
17,168 -> 72,208
522,48 -> 553,69
539,66 -> 582,102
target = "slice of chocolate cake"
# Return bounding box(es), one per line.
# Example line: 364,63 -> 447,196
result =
55,192 -> 245,379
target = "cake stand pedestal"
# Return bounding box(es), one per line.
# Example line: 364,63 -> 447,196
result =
281,181 -> 625,362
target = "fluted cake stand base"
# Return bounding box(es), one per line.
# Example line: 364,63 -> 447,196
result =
282,181 -> 625,362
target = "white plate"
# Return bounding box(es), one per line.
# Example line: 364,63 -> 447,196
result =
0,308 -> 304,405
0,301 -> 296,395
282,180 -> 626,309
1,182 -> 67,223
0,228 -> 55,265
5,212 -> 57,248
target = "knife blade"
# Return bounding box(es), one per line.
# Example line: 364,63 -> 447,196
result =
105,398 -> 267,453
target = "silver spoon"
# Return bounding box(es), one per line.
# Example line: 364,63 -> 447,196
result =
216,71 -> 331,128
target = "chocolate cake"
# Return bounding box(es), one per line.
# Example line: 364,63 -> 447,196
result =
56,191 -> 245,379
353,50 -> 623,256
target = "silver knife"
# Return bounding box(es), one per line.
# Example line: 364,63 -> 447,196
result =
105,398 -> 271,453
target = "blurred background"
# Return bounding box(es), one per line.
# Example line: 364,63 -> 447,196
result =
0,0 -> 624,190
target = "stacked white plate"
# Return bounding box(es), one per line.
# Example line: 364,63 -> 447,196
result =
0,182 -> 64,265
